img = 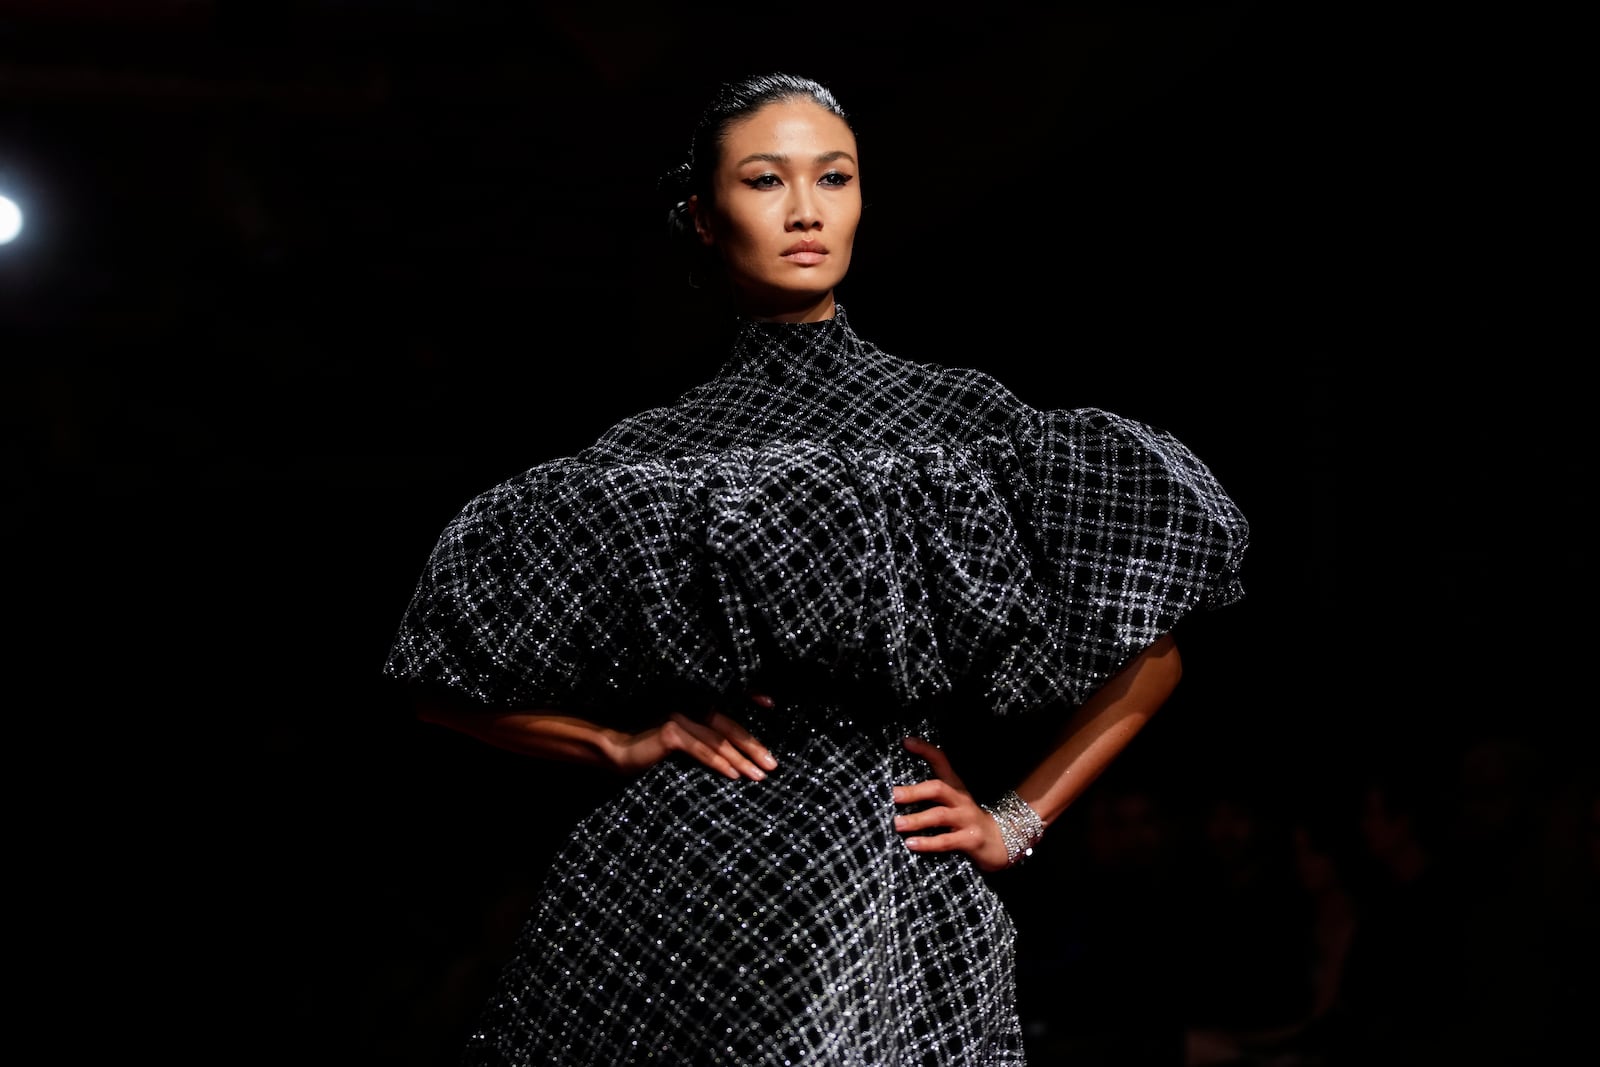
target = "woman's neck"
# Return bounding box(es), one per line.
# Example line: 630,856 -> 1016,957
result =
741,291 -> 837,324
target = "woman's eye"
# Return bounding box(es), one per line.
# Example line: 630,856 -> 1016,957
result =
820,171 -> 853,187
742,173 -> 782,189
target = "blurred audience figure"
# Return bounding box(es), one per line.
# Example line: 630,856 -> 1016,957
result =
1186,726 -> 1595,1067
1311,741 -> 1472,1065
1014,759 -> 1188,1065
1441,730 -> 1581,1064
1178,776 -> 1311,1030
1183,780 -> 1361,1066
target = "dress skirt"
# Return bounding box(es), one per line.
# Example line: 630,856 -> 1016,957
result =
458,700 -> 1026,1066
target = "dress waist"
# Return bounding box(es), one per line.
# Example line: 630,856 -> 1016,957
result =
735,667 -> 948,749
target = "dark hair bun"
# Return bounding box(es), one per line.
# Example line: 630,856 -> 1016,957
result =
658,160 -> 694,202
666,198 -> 696,243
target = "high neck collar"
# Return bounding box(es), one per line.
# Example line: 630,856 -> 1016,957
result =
722,304 -> 866,381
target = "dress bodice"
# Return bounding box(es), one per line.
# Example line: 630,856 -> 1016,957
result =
385,304 -> 1249,718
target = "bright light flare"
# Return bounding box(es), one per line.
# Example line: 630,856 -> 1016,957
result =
0,194 -> 22,244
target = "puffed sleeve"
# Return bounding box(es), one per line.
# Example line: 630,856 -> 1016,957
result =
975,406 -> 1249,713
383,413 -> 1247,717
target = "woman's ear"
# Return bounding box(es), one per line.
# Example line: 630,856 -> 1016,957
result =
689,194 -> 714,247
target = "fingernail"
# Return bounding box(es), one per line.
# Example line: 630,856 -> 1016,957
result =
759,751 -> 778,770
750,767 -> 767,781
893,815 -> 907,829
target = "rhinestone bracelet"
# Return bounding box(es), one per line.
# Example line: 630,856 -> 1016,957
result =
982,790 -> 1046,867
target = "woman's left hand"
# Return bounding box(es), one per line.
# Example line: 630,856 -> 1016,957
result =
892,736 -> 1012,873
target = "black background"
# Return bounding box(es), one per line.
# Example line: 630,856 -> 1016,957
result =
2,3 -> 1587,1064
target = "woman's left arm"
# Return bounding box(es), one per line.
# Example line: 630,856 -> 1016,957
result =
893,633 -> 1183,872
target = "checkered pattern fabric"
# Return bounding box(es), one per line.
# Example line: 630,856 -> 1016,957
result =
384,306 -> 1248,1065
459,703 -> 1027,1066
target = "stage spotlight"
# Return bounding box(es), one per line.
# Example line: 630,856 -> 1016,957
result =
0,193 -> 22,244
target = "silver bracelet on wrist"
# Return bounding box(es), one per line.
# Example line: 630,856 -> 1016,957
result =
982,789 -> 1046,867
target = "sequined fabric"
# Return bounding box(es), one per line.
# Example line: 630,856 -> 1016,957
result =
384,306 -> 1249,1065
386,308 -> 1248,717
461,700 -> 1026,1066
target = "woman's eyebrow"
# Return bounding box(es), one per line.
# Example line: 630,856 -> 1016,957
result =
734,150 -> 858,167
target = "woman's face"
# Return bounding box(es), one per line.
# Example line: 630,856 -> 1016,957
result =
693,97 -> 861,321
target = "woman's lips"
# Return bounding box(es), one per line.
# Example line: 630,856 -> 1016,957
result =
782,240 -> 827,266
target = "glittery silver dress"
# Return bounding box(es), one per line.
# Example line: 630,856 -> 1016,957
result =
384,307 -> 1249,1066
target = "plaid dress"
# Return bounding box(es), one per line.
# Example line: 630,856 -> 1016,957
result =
385,306 -> 1249,1065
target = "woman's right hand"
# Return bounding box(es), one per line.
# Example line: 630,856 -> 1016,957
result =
605,695 -> 779,781
416,690 -> 778,778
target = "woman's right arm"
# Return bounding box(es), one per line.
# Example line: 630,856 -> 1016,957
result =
414,697 -> 779,781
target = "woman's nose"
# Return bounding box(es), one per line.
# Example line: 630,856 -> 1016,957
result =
787,192 -> 822,230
